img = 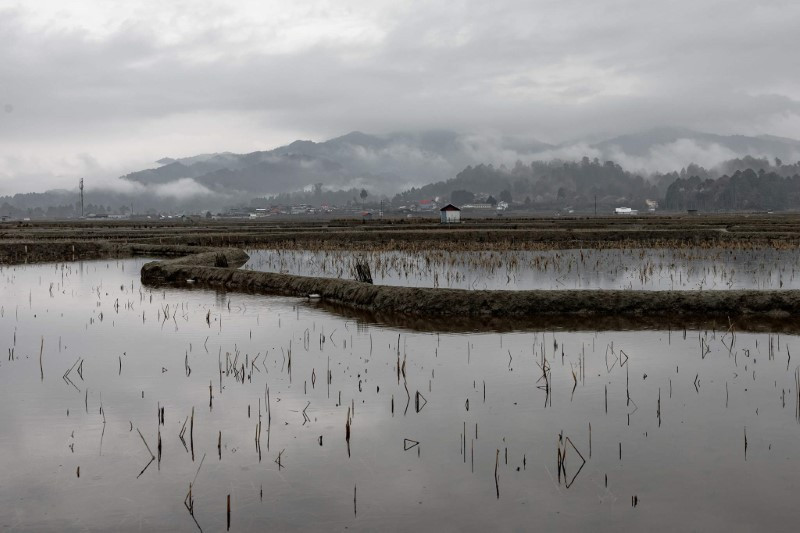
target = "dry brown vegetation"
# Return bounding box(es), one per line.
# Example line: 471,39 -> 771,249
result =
4,213 -> 800,254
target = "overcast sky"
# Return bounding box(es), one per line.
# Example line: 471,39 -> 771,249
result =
1,0 -> 799,194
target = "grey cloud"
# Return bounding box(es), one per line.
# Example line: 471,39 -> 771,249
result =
1,1 -> 800,193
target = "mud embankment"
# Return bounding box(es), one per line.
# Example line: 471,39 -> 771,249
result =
310,299 -> 800,334
0,241 -> 116,264
0,241 -> 243,265
142,248 -> 250,271
140,247 -> 800,320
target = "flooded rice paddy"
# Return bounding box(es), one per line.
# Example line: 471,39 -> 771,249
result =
2,258 -> 800,531
243,247 -> 800,291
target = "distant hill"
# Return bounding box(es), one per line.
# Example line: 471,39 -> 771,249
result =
120,130 -> 554,195
6,127 -> 800,218
118,127 -> 800,197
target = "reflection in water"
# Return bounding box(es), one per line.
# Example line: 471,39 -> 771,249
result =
243,247 -> 800,291
1,259 -> 799,531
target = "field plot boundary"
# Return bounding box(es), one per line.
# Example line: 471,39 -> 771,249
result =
139,246 -> 800,320
0,240 -> 244,264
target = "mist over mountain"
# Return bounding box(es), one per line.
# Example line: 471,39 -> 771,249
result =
586,128 -> 800,174
118,127 -> 800,199
4,127 -> 800,217
593,127 -> 800,159
121,130 -> 555,196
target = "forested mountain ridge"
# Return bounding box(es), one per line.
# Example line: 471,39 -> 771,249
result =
117,128 -> 800,198
121,130 -> 554,195
4,128 -> 800,217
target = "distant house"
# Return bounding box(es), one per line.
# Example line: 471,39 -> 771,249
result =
440,204 -> 461,224
362,211 -> 373,221
614,207 -> 638,215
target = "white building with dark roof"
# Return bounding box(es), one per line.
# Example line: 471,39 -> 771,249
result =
440,204 -> 461,223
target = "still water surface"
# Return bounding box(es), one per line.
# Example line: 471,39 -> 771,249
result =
1,258 -> 799,531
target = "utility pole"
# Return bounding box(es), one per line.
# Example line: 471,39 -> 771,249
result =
79,178 -> 84,218
594,195 -> 597,216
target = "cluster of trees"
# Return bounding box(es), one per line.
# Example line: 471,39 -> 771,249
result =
395,155 -> 800,213
252,186 -> 382,209
0,200 -> 120,219
394,157 -> 659,210
450,189 -> 512,206
1,202 -> 80,219
663,169 -> 800,211
0,201 -> 136,219
0,188 -> 224,219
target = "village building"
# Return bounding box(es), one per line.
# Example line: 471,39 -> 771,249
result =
440,204 -> 461,224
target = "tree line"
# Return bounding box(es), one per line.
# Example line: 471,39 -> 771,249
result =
395,156 -> 800,213
663,169 -> 800,211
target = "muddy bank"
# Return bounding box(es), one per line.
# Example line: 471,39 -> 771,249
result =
0,241 -> 244,265
0,241 -> 116,264
7,215 -> 800,251
141,247 -> 800,320
308,300 -> 800,333
141,248 -> 249,271
8,240 -> 798,322
129,228 -> 800,250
